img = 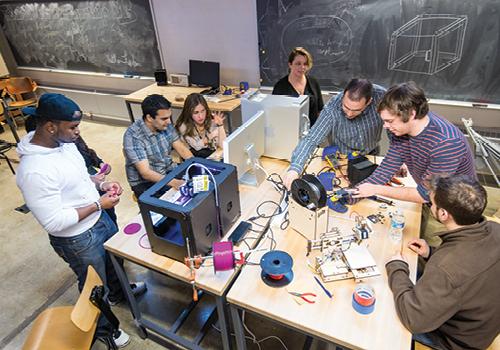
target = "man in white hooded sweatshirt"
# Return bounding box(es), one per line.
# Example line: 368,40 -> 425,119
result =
16,93 -> 142,347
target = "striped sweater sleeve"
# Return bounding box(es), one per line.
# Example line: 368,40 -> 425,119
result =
364,142 -> 403,185
416,139 -> 467,201
346,141 -> 403,205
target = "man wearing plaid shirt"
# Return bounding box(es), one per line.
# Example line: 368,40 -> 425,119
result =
284,79 -> 386,189
123,94 -> 193,197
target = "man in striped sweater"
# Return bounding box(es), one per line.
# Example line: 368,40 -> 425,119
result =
353,82 -> 476,204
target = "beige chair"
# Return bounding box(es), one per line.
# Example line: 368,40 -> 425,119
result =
4,77 -> 38,124
0,79 -> 8,96
0,101 -> 16,174
22,266 -> 103,350
0,84 -> 7,126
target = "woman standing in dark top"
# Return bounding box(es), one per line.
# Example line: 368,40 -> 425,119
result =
272,47 -> 324,126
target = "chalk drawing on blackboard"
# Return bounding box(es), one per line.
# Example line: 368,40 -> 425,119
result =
281,16 -> 353,67
277,0 -> 292,18
0,0 -> 161,75
388,14 -> 467,75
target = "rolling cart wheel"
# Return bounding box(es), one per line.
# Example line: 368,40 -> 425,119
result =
137,325 -> 148,339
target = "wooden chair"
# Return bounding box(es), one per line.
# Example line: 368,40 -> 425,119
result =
0,96 -> 6,130
0,98 -> 21,143
0,101 -> 16,174
4,77 -> 38,124
22,266 -> 115,350
0,79 -> 8,96
0,81 -> 6,122
0,140 -> 15,174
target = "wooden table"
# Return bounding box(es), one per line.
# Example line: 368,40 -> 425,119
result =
104,157 -> 289,349
122,84 -> 244,132
227,156 -> 421,350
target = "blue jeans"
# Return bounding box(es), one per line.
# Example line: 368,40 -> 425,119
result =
413,332 -> 447,350
49,211 -> 124,300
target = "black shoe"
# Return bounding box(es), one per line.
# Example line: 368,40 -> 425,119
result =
109,282 -> 147,306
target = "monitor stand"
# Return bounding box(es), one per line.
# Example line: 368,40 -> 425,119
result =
239,144 -> 266,186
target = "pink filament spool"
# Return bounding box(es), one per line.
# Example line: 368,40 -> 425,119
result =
212,241 -> 235,273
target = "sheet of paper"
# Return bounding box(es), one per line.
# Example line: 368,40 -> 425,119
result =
343,245 -> 377,269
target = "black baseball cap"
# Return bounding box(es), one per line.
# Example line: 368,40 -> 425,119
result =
22,93 -> 82,122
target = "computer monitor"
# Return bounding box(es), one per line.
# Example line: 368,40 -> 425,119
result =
189,59 -> 220,93
223,110 -> 266,186
241,91 -> 310,160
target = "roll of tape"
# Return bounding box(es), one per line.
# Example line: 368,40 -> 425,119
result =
352,284 -> 376,314
353,284 -> 376,306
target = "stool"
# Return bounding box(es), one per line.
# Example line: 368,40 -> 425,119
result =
0,141 -> 15,174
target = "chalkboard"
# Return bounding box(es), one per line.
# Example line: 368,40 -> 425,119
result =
0,0 -> 162,76
257,0 -> 500,104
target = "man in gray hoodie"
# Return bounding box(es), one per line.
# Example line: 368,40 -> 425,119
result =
386,175 -> 500,349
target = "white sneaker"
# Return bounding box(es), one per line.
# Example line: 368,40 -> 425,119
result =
113,328 -> 130,348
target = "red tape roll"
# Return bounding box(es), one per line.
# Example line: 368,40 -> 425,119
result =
353,284 -> 376,306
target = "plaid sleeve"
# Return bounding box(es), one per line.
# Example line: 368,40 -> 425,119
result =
123,130 -> 147,164
167,124 -> 179,143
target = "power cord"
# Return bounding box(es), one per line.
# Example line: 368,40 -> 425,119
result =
238,172 -> 288,262
211,311 -> 289,350
241,310 -> 289,350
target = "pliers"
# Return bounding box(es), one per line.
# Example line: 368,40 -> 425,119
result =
288,291 -> 317,304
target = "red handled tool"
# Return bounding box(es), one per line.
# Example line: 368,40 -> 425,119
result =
288,291 -> 317,304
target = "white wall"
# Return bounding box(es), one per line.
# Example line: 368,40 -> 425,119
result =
151,0 -> 260,87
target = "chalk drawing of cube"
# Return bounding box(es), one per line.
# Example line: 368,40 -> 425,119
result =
388,14 -> 467,75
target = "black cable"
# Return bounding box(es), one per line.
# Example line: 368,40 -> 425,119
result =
315,166 -> 334,175
267,226 -> 277,250
242,239 -> 251,250
255,200 -> 284,219
247,219 -> 266,227
301,147 -> 320,176
279,211 -> 290,230
241,173 -> 288,251
267,172 -> 287,193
